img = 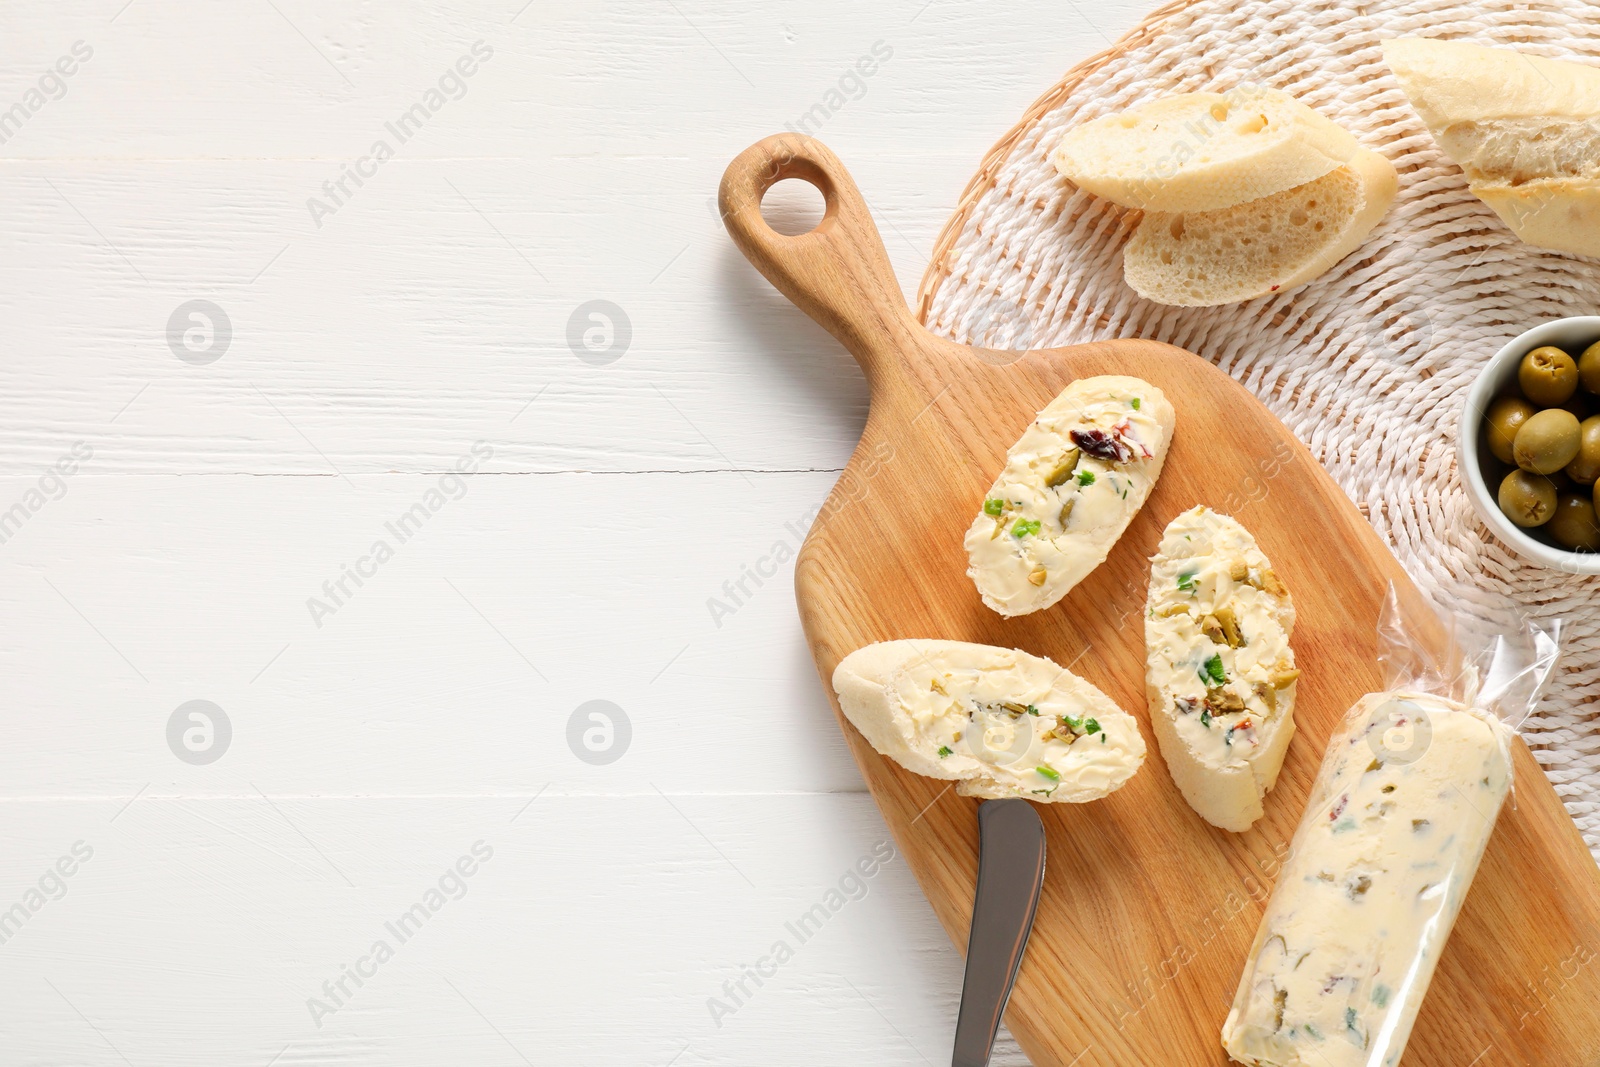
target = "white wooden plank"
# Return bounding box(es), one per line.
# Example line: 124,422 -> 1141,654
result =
1,2 -> 1131,160
0,794 -> 971,1067
0,470 -> 896,796
0,157 -> 876,475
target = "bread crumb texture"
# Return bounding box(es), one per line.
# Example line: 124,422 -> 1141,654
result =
1124,166 -> 1361,306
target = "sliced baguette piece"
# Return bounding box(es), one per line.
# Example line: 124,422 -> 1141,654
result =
1145,507 -> 1297,832
1474,180 -> 1600,259
1122,148 -> 1397,307
964,375 -> 1175,617
1383,37 -> 1600,149
832,640 -> 1145,804
1384,37 -> 1600,257
1051,86 -> 1360,212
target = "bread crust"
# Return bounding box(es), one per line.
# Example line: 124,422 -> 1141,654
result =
1474,179 -> 1600,259
1051,87 -> 1358,213
1385,37 -> 1600,257
1384,37 -> 1600,127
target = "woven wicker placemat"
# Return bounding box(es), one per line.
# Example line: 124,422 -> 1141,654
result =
916,0 -> 1600,858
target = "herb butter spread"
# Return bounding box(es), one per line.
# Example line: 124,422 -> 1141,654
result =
831,640 -> 1145,803
1146,507 -> 1298,831
1222,692 -> 1514,1067
965,375 -> 1175,617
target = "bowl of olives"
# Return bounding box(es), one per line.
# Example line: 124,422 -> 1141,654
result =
1458,317 -> 1600,571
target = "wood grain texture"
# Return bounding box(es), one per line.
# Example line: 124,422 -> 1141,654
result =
722,134 -> 1600,1067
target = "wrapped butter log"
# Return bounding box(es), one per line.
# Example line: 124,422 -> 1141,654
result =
1221,691 -> 1514,1067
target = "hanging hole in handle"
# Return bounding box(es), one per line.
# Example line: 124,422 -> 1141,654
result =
759,176 -> 828,236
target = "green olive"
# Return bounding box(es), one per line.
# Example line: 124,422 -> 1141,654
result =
1514,408 -> 1582,474
1568,415 -> 1600,485
1548,493 -> 1600,550
1580,340 -> 1600,394
1498,470 -> 1559,527
1484,395 -> 1537,464
1520,346 -> 1580,406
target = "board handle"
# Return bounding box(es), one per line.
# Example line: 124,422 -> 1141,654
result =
720,135 -> 921,388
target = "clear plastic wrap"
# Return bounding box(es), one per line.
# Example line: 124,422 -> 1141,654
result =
1221,585 -> 1560,1067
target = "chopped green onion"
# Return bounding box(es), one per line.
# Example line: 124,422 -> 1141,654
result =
1012,518 -> 1041,538
1076,470 -> 1095,486
937,746 -> 953,758
1200,708 -> 1213,728
1035,765 -> 1061,782
1084,718 -> 1102,735
1177,567 -> 1198,592
1130,398 -> 1142,410
1200,653 -> 1225,685
1025,704 -> 1040,716
983,498 -> 1004,517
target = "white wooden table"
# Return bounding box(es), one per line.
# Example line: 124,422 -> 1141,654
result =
0,2 -> 1152,1063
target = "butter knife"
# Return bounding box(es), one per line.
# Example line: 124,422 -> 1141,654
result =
951,798 -> 1047,1067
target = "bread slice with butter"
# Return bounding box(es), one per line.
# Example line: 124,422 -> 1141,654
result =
832,640 -> 1145,804
1122,148 -> 1397,307
965,375 -> 1175,617
1145,507 -> 1298,831
1051,85 -> 1360,212
1385,37 -> 1600,258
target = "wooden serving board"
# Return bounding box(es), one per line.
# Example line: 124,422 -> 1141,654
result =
720,135 -> 1600,1067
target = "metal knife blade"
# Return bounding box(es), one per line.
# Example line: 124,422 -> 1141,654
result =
950,797 -> 1047,1067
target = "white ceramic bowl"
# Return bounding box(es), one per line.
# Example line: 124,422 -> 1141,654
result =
1457,316 -> 1600,574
